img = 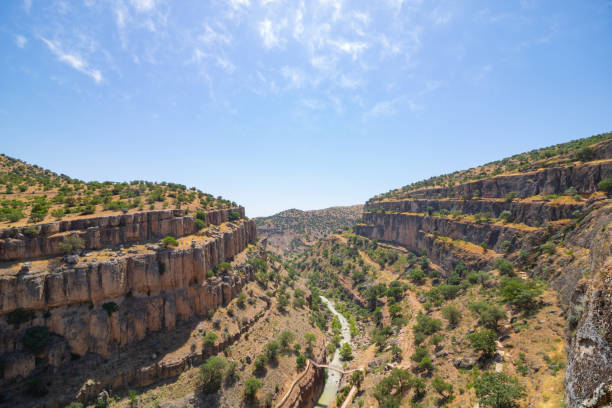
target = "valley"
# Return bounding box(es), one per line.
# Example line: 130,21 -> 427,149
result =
0,131 -> 611,408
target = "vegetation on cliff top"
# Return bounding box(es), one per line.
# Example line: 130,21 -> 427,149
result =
0,153 -> 238,226
372,131 -> 611,202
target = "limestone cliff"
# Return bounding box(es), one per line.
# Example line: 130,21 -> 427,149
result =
0,217 -> 256,388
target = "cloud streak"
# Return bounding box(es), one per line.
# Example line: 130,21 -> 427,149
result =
40,38 -> 102,83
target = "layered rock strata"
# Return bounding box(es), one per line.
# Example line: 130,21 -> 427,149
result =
0,207 -> 245,262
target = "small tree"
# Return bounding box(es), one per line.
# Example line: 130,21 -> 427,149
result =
244,377 -> 262,400
296,354 -> 307,371
161,235 -> 178,247
253,354 -> 267,372
442,305 -> 461,327
59,234 -> 85,254
203,332 -> 217,349
500,277 -> 542,312
598,177 -> 612,195
265,341 -> 280,361
474,372 -> 525,408
350,370 -> 364,390
469,302 -> 507,331
468,329 -> 497,357
494,258 -> 514,276
575,146 -> 594,162
279,330 -> 296,349
199,356 -> 226,394
340,343 -> 353,361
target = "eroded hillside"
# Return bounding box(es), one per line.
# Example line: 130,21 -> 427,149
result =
255,205 -> 363,254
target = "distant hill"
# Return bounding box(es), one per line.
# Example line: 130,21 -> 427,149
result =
255,205 -> 364,253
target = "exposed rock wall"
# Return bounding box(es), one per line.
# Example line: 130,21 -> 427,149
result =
562,204 -> 612,407
365,198 -> 583,227
356,212 -> 543,255
0,207 -> 245,262
0,219 -> 256,385
279,347 -> 326,408
398,160 -> 611,199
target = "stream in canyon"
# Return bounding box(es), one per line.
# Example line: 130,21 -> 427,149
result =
314,296 -> 351,407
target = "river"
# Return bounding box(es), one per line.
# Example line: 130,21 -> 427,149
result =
314,296 -> 351,408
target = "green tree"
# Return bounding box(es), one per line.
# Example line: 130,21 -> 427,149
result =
500,277 -> 542,312
494,258 -> 514,276
244,377 -> 262,400
474,372 -> 526,408
350,370 -> 364,389
161,235 -> 179,247
441,305 -> 461,327
296,354 -> 307,371
598,177 -> 612,195
253,354 -> 267,372
199,356 -> 226,394
59,234 -> 85,254
265,341 -> 280,360
468,329 -> 497,357
469,302 -> 507,331
279,330 -> 296,349
340,343 -> 353,361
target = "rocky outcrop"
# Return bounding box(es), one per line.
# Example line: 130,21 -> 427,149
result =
277,347 -> 326,408
0,219 -> 256,385
365,198 -> 584,227
563,203 -> 612,407
383,160 -> 611,200
0,207 -> 245,262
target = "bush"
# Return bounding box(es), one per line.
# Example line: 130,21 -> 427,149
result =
23,326 -> 50,353
199,356 -> 226,394
296,354 -> 307,370
500,278 -> 542,312
500,240 -> 512,252
411,348 -> 429,363
59,234 -> 85,254
540,241 -> 556,255
598,177 -> 612,195
468,329 -> 497,356
102,302 -> 119,316
442,305 -> 461,327
409,267 -> 425,284
575,146 -> 594,162
279,330 -> 295,349
494,258 -> 514,276
194,218 -> 205,231
469,302 -> 507,330
253,354 -> 267,372
203,332 -> 217,349
474,372 -> 525,408
161,235 -> 178,247
350,370 -> 364,389
414,313 -> 441,335
499,210 -> 513,223
229,211 -> 241,221
265,341 -> 280,360
244,377 -> 262,400
340,343 -> 353,361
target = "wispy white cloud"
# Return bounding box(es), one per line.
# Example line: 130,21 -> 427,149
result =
23,0 -> 32,13
259,19 -> 285,49
229,0 -> 250,9
366,99 -> 399,118
40,37 -> 102,83
329,39 -> 368,60
130,0 -> 156,12
15,35 -> 27,48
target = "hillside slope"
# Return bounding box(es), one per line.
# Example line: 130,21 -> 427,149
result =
354,132 -> 612,407
255,205 -> 363,254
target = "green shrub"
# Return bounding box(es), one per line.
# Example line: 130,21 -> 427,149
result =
540,241 -> 556,255
575,146 -> 594,162
161,235 -> 178,247
194,218 -> 205,231
494,258 -> 514,276
598,177 -> 612,195
499,210 -> 513,222
244,377 -> 262,400
468,329 -> 497,356
279,330 -> 295,349
23,326 -> 50,353
59,234 -> 85,254
203,332 -> 217,349
296,354 -> 307,370
199,356 -> 226,394
229,211 -> 241,221
340,343 -> 353,361
469,302 -> 507,330
253,354 -> 267,372
442,305 -> 461,327
413,313 -> 441,335
432,376 -> 453,398
265,341 -> 280,360
500,277 -> 542,312
474,372 -> 525,408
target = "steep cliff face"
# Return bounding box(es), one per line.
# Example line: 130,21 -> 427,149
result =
563,204 -> 612,407
0,218 -> 256,387
0,207 -> 245,262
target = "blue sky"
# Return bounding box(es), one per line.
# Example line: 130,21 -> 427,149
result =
1,0 -> 611,216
